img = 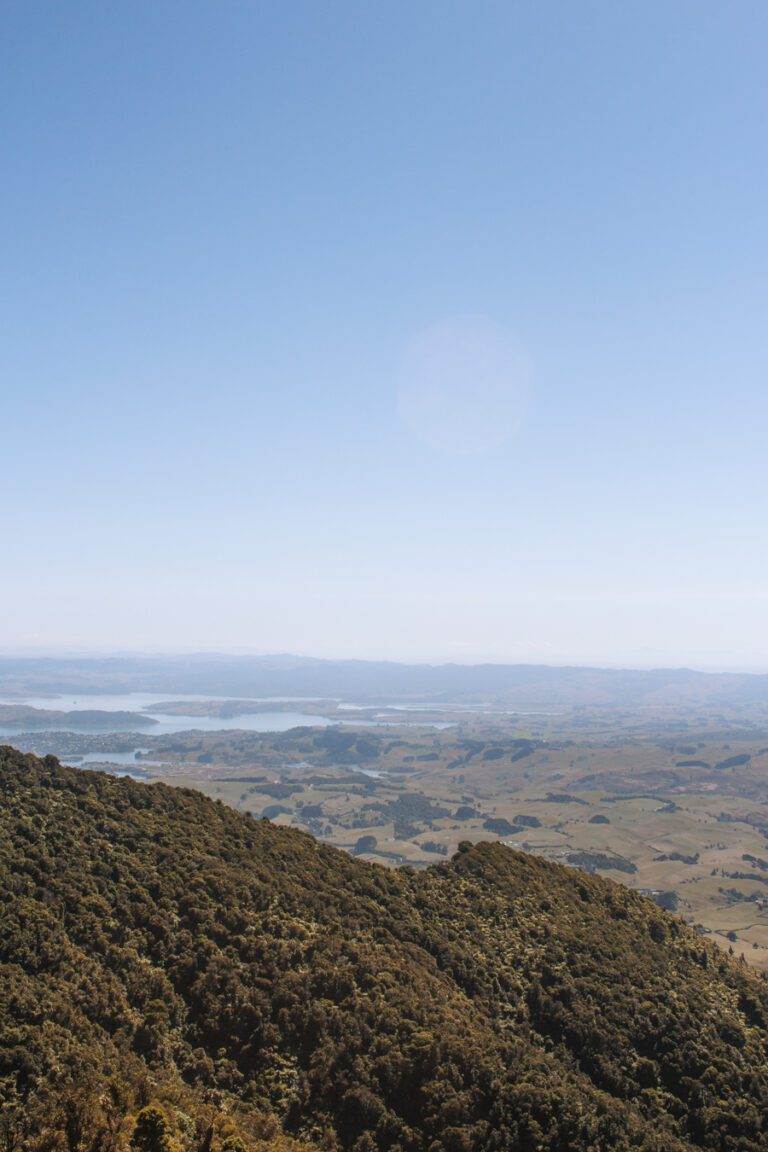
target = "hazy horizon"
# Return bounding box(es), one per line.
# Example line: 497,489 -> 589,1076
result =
4,646 -> 768,678
3,3 -> 767,667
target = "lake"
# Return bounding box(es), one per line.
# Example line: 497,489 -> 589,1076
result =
0,691 -> 453,736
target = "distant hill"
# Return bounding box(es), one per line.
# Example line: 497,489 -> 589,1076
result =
0,703 -> 157,730
2,652 -> 768,706
3,747 -> 768,1150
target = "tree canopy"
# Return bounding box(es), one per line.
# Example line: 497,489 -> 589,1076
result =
2,747 -> 768,1151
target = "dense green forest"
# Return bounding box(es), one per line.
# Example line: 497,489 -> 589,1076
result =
2,747 -> 768,1152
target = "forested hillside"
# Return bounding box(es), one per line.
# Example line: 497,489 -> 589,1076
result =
2,746 -> 768,1152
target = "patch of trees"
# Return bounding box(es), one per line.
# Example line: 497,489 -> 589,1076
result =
509,739 -> 539,762
512,813 -> 542,828
715,754 -> 752,770
257,782 -> 303,800
420,841 -> 448,855
482,817 -> 517,835
219,775 -> 270,783
261,803 -> 292,819
567,850 -> 637,874
311,731 -> 383,763
298,803 -> 324,819
542,792 -> 587,804
648,889 -> 680,911
654,851 -> 700,865
453,805 -> 480,819
385,793 -> 449,825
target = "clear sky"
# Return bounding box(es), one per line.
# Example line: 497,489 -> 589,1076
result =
2,2 -> 767,668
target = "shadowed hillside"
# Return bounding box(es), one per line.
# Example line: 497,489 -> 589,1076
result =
2,746 -> 768,1151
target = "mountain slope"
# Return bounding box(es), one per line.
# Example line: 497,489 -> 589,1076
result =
2,747 -> 768,1151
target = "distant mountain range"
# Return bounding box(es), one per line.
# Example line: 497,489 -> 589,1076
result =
2,652 -> 768,706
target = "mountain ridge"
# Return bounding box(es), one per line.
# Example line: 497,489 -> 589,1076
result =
2,747 -> 768,1150
3,654 -> 768,705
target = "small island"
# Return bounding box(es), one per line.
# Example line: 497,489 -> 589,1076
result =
0,705 -> 158,731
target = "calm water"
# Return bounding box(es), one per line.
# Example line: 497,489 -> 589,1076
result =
0,692 -> 340,736
73,750 -> 155,765
0,692 -> 453,736
60,750 -> 156,779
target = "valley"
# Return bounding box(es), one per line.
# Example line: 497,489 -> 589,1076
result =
8,675 -> 768,968
141,720 -> 768,968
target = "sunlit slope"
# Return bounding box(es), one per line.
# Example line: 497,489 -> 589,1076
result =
2,746 -> 768,1151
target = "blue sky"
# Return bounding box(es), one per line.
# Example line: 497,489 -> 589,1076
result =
2,2 -> 767,667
